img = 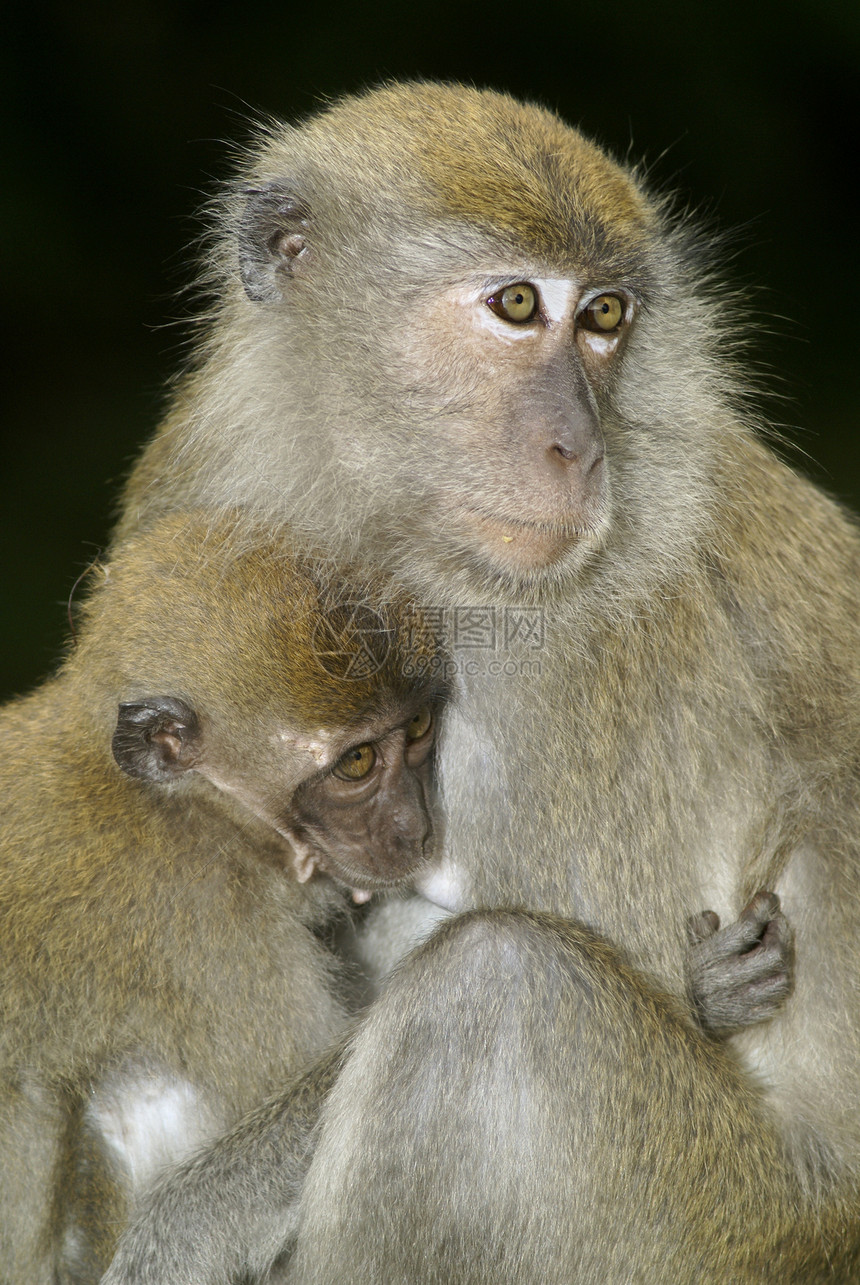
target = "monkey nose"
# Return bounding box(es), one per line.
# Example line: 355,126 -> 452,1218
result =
549,434 -> 605,477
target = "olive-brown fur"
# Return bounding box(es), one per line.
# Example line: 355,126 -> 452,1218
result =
0,510 -> 440,1282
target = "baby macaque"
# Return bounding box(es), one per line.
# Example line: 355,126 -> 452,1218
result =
0,510 -> 444,1283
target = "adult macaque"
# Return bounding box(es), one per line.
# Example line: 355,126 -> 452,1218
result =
100,81 -> 860,1280
0,510 -> 444,1283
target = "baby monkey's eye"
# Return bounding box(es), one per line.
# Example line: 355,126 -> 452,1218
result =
406,705 -> 433,741
487,283 -> 538,324
579,294 -> 625,333
332,743 -> 376,780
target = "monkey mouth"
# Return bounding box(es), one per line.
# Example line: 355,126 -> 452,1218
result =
334,857 -> 434,906
286,823 -> 434,901
454,506 -> 591,568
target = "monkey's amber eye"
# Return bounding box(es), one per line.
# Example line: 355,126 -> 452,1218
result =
487,283 -> 538,324
406,705 -> 433,740
333,744 -> 376,780
579,294 -> 625,333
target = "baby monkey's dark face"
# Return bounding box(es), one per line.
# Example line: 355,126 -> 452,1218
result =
281,702 -> 439,900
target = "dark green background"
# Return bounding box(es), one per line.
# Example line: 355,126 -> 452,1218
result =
2,1 -> 858,699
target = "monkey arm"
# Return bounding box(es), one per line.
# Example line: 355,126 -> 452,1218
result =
283,910 -> 843,1282
100,1042 -> 346,1285
685,890 -> 795,1037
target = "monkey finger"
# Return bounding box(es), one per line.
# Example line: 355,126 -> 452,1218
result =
710,902 -> 788,959
758,912 -> 794,955
690,920 -> 763,965
739,889 -> 782,928
728,939 -> 794,992
731,974 -> 795,1024
726,950 -> 794,987
686,909 -> 721,944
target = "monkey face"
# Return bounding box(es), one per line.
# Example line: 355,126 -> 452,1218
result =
282,702 -> 438,898
224,83 -> 670,601
387,273 -> 639,582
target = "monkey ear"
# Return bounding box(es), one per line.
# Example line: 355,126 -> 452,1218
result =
237,182 -> 312,302
112,697 -> 202,784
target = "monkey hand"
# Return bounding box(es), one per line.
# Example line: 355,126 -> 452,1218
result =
685,890 -> 795,1037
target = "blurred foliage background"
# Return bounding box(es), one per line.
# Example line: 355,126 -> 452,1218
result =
1,0 -> 858,698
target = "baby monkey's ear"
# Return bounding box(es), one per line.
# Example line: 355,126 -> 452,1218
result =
112,696 -> 201,783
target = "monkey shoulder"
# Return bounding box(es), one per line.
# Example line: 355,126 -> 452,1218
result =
703,443 -> 860,725
709,438 -> 860,613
